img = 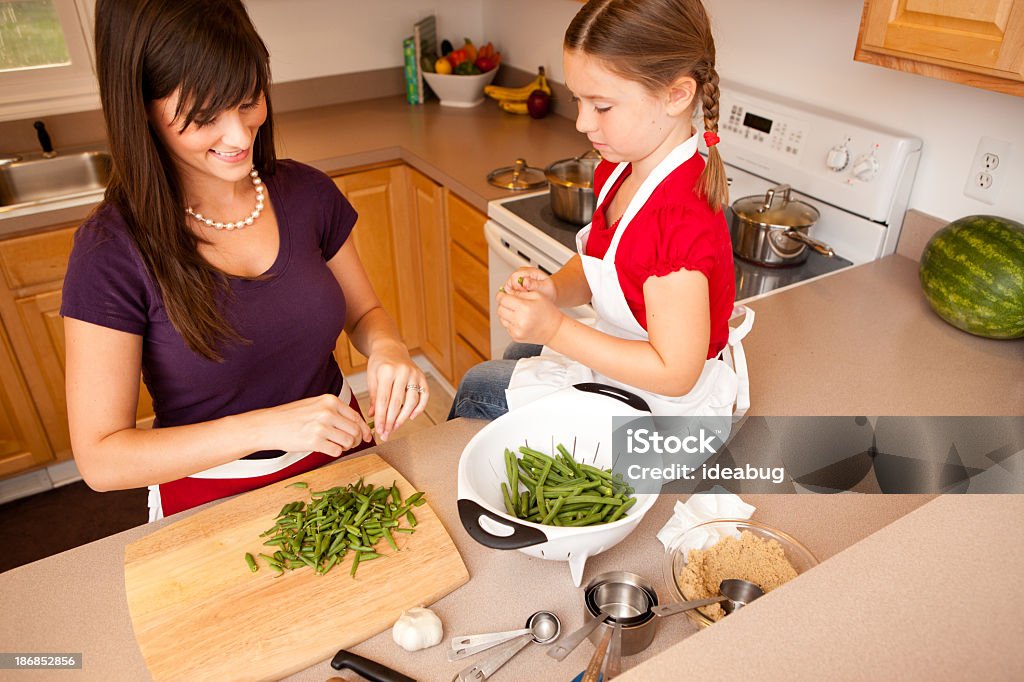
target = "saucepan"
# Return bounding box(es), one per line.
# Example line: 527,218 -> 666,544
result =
730,184 -> 834,267
545,149 -> 602,225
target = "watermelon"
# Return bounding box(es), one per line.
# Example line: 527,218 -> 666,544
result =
919,214 -> 1024,339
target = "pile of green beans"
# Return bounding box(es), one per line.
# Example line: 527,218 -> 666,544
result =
500,444 -> 636,527
244,479 -> 426,578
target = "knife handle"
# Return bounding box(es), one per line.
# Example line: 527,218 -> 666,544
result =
330,649 -> 416,682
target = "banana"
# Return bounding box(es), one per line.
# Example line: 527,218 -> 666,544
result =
485,67 -> 551,103
498,100 -> 529,114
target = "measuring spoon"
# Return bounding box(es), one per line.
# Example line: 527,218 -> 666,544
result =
652,579 -> 765,618
546,611 -> 610,662
453,611 -> 560,682
448,626 -> 534,661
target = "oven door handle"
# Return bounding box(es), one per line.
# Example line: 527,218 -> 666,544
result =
484,221 -> 563,276
484,225 -> 532,270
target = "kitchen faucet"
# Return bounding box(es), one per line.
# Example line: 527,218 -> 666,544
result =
34,120 -> 57,158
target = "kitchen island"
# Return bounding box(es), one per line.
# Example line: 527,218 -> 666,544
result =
4,415 -> 1020,681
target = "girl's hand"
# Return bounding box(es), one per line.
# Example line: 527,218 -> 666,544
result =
503,267 -> 557,301
365,342 -> 429,442
497,290 -> 563,345
254,395 -> 372,456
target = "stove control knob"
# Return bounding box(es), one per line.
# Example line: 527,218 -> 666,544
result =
852,152 -> 879,182
826,145 -> 850,172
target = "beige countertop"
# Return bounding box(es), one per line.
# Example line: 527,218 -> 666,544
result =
10,418 -> 1011,682
742,256 -> 1024,416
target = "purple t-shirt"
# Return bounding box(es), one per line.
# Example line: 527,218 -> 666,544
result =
61,160 -> 356,459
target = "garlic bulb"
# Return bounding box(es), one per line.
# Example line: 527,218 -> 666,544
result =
392,606 -> 443,652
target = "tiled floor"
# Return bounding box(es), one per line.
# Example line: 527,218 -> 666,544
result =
0,376 -> 455,573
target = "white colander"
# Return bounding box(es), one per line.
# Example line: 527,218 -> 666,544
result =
457,383 -> 658,586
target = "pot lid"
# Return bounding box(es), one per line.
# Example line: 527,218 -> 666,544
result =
732,184 -> 820,228
487,158 -> 547,190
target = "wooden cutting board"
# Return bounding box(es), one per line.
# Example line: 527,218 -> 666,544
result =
124,453 -> 468,681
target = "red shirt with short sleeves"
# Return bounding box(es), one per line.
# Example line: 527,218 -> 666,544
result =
584,154 -> 735,359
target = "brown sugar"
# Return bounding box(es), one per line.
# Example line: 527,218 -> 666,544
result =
678,530 -> 798,622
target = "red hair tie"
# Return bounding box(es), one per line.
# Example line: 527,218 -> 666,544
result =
704,131 -> 721,147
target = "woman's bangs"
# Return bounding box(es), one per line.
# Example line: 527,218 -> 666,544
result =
174,38 -> 268,130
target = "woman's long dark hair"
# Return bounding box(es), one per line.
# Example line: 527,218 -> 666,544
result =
95,0 -> 277,361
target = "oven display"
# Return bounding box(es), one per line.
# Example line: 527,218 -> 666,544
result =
743,112 -> 773,134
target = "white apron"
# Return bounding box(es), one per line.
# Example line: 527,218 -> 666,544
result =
507,133 -> 753,418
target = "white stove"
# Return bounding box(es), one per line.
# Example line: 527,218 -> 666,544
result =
484,80 -> 922,359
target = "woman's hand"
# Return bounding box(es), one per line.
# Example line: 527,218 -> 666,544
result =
497,289 -> 564,345
503,267 -> 557,301
365,341 -> 429,442
253,394 -> 372,457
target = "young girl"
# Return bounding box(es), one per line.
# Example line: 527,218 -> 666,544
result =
450,0 -> 751,419
62,0 -> 428,519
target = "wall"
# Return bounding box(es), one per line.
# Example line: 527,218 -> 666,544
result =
245,0 -> 483,82
481,0 -> 580,83
482,0 -> 1024,224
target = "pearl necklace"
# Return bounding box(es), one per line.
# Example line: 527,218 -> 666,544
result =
185,168 -> 264,231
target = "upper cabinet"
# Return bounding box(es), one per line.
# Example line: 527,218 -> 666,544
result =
855,0 -> 1024,97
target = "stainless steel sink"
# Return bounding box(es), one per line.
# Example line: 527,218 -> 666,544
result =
0,150 -> 112,213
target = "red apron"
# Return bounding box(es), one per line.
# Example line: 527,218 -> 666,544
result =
149,384 -> 373,519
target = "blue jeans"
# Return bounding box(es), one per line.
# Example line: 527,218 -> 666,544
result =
447,343 -> 543,420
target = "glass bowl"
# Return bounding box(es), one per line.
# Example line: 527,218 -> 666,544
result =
662,518 -> 819,628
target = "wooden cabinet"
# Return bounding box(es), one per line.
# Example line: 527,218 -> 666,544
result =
447,193 -> 490,386
329,166 -> 490,388
331,165 -> 423,374
0,321 -> 52,477
410,167 -> 453,382
0,225 -> 155,478
856,0 -> 1024,97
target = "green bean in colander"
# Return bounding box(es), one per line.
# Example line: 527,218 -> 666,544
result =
498,443 -> 635,527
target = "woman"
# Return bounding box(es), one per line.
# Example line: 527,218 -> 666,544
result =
62,0 -> 428,519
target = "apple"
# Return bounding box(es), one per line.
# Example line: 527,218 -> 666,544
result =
526,89 -> 551,119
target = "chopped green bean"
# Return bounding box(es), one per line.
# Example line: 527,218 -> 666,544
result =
245,479 -> 425,578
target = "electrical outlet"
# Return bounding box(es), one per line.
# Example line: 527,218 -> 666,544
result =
964,136 -> 1012,204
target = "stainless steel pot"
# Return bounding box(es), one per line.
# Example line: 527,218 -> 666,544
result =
730,184 -> 834,266
545,149 -> 601,226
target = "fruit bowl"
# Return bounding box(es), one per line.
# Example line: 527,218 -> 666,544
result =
663,518 -> 818,628
423,69 -> 498,108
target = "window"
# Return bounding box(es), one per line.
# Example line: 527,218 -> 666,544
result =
0,0 -> 98,123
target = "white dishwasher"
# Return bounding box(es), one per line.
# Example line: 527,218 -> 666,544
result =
484,217 -> 594,360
